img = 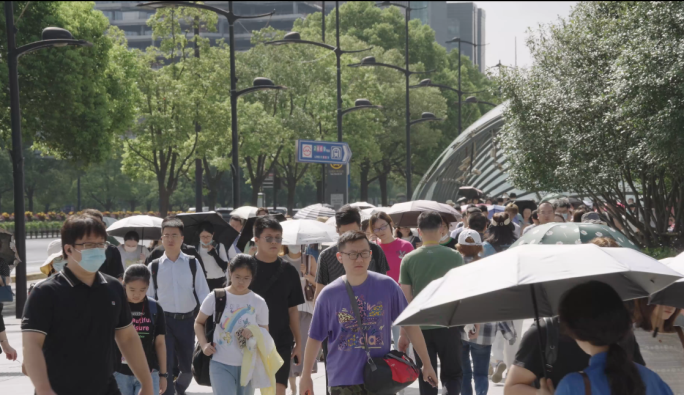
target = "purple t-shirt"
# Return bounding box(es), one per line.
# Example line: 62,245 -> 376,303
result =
309,271 -> 409,387
378,238 -> 414,282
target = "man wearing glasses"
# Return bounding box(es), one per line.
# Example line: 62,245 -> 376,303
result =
22,214 -> 153,395
249,216 -> 305,395
299,230 -> 437,395
147,217 -> 210,395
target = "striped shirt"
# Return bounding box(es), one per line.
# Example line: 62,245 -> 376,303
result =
462,321 -> 517,346
314,243 -> 389,285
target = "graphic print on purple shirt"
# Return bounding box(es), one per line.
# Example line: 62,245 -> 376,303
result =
309,272 -> 409,387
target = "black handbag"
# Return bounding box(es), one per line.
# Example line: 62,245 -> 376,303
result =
344,278 -> 420,395
192,288 -> 227,386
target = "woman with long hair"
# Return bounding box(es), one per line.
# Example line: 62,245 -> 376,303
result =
395,226 -> 419,249
485,213 -> 518,253
539,281 -> 673,395
631,298 -> 684,393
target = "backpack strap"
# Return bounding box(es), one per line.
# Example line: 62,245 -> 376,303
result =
214,288 -> 227,324
540,316 -> 559,374
189,258 -> 199,310
149,258 -> 161,300
147,297 -> 158,326
579,371 -> 591,395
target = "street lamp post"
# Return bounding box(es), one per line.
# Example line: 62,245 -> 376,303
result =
446,37 -> 486,135
348,55 -> 440,200
266,3 -> 374,143
465,96 -> 497,107
266,2 -> 380,206
193,18 -> 203,213
5,1 -> 92,317
139,1 -> 282,209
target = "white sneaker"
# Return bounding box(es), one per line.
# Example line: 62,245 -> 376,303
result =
491,362 -> 506,384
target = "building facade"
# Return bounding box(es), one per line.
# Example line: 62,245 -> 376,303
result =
94,1 -> 329,51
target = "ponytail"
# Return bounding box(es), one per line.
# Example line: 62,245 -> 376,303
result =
604,343 -> 645,395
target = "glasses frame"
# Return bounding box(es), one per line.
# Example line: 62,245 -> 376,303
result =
340,250 -> 372,261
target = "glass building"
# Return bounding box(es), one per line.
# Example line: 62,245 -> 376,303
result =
412,103 -> 541,202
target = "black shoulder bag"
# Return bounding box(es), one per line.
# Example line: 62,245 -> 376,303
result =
344,278 -> 420,395
192,288 -> 227,386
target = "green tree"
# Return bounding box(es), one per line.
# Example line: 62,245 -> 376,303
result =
0,2 -> 138,165
499,1 -> 684,248
122,7 -> 218,216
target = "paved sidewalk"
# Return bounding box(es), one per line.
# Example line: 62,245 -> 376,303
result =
1,295 -> 518,395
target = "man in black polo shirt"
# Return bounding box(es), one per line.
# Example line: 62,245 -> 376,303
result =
22,214 -> 153,395
250,217 -> 305,395
313,205 -> 389,302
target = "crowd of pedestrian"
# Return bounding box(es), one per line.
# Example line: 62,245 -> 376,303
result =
7,194 -> 684,395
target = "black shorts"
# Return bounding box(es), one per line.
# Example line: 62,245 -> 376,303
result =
276,345 -> 293,386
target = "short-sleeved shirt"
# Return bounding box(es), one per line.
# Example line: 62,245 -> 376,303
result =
556,352 -> 673,395
250,256 -> 304,347
315,243 -> 389,286
399,244 -> 463,330
116,245 -> 151,269
199,290 -> 269,366
377,238 -> 414,282
309,272 -> 408,387
116,297 -> 166,375
21,267 -> 133,395
514,321 -> 645,388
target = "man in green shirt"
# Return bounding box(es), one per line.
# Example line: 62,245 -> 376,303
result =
399,210 -> 464,395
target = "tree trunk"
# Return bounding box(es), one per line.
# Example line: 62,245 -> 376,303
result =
251,184 -> 260,206
130,200 -> 137,212
158,183 -> 170,217
379,172 -> 389,206
26,186 -> 34,213
146,201 -> 152,212
44,203 -> 50,213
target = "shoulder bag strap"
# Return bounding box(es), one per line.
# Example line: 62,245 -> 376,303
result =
150,259 -> 160,300
259,260 -> 287,294
579,371 -> 591,395
344,278 -> 377,372
675,327 -> 684,350
214,288 -> 227,324
189,258 -> 200,309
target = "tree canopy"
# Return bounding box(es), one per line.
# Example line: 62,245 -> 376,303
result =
498,1 -> 684,248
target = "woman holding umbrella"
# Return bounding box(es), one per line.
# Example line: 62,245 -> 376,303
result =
117,231 -> 151,268
197,223 -> 230,290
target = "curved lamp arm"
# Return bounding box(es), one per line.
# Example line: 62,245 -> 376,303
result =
15,39 -> 92,58
340,105 -> 383,116
348,61 -> 408,74
236,85 -> 287,97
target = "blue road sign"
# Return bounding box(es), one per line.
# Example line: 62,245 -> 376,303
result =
296,140 -> 352,164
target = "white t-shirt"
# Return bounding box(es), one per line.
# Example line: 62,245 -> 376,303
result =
198,243 -> 229,279
117,245 -> 151,268
199,290 -> 269,366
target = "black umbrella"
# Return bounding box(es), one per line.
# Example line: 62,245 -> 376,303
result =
236,214 -> 287,253
458,186 -> 484,200
175,212 -> 232,247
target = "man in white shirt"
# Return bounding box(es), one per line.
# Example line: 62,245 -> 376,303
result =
148,217 -> 210,395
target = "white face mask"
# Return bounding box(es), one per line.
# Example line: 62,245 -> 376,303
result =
124,245 -> 137,253
288,245 -> 301,254
440,233 -> 449,242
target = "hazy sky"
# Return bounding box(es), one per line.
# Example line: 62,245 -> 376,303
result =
463,2 -> 578,69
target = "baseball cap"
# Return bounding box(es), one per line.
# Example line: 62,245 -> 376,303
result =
458,229 -> 482,246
